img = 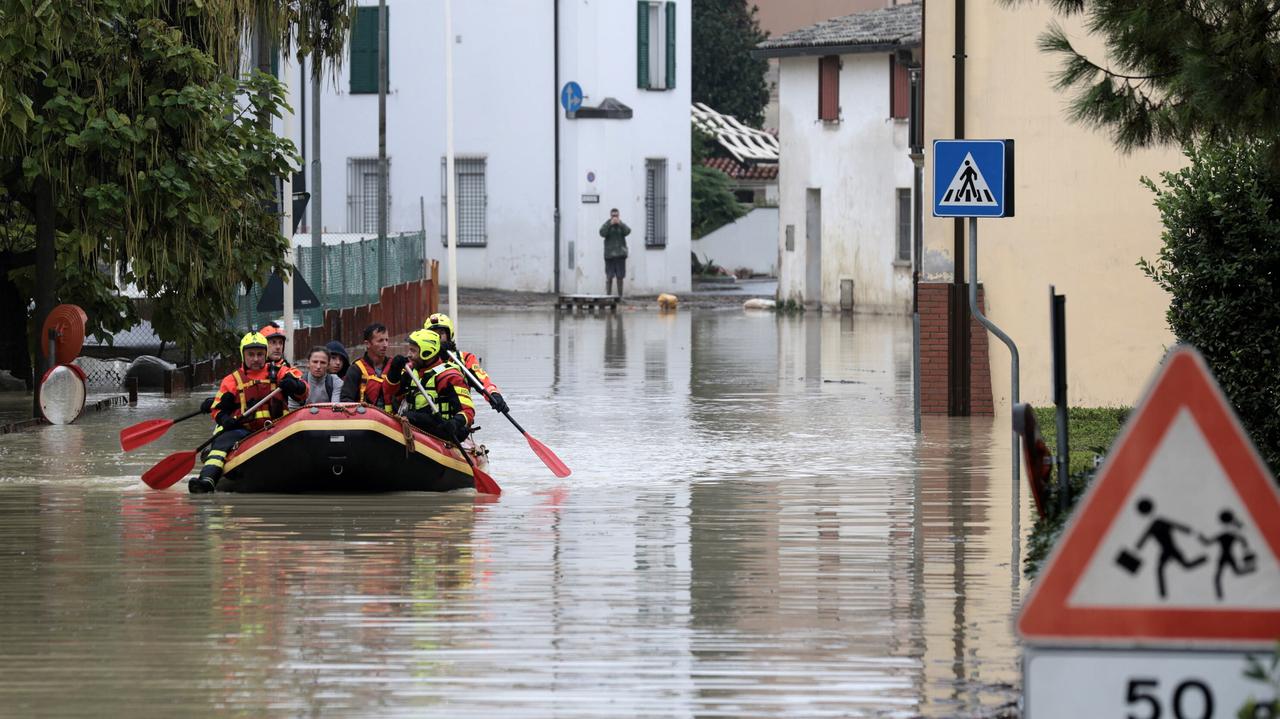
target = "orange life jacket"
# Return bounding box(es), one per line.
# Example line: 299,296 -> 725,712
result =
354,355 -> 398,412
212,365 -> 285,432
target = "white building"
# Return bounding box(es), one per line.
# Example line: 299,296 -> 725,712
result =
757,4 -> 920,313
284,1 -> 691,296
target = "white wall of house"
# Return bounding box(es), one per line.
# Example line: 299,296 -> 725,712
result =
557,0 -> 692,296
775,52 -> 914,313
693,207 -> 779,276
281,0 -> 689,296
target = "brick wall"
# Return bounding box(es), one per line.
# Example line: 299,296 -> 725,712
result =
919,282 -> 993,416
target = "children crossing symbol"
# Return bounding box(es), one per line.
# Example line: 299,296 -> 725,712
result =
939,153 -> 996,206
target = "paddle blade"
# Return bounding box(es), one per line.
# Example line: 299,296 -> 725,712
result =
120,418 -> 175,452
472,465 -> 502,496
525,433 -> 571,478
141,450 -> 199,490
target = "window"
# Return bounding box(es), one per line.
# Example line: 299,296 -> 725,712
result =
818,55 -> 840,121
440,156 -> 487,247
896,188 -> 912,262
645,159 -> 668,248
349,6 -> 387,94
889,55 -> 910,120
637,2 -> 676,90
347,157 -> 390,233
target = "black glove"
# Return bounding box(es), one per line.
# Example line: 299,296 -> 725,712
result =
445,415 -> 469,443
407,410 -> 446,436
442,339 -> 458,356
200,396 -> 215,414
389,354 -> 408,378
488,392 -> 509,414
279,374 -> 306,398
216,412 -> 243,431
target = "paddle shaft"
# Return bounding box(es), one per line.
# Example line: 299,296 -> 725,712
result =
447,350 -> 527,433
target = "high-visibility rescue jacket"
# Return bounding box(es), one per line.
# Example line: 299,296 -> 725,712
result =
348,355 -> 402,412
456,350 -> 500,395
210,364 -> 304,432
404,362 -> 475,426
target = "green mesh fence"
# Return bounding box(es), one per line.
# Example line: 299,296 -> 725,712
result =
236,231 -> 426,332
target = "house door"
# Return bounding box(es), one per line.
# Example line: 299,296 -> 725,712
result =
805,188 -> 821,307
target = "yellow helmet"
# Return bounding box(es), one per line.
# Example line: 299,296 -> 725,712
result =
408,329 -> 443,363
424,312 -> 455,341
239,331 -> 269,358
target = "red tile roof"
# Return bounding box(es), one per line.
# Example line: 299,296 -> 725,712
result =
702,156 -> 778,181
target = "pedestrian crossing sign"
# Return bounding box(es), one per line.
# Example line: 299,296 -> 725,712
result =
932,139 -> 1014,218
1017,345 -> 1280,648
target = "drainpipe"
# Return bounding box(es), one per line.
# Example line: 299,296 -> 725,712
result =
949,0 -> 970,417
553,0 -> 561,294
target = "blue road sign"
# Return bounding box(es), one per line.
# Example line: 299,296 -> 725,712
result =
560,81 -> 583,113
933,139 -> 1015,218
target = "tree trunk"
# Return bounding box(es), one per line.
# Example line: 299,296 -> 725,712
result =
0,254 -> 33,392
33,178 -> 56,417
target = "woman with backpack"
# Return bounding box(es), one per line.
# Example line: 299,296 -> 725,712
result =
289,346 -> 342,409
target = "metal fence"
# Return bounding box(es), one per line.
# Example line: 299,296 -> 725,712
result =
237,230 -> 427,331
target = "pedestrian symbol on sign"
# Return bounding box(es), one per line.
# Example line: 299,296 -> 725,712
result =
939,153 -> 996,207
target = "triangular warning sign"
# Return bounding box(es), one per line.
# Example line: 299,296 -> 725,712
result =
1018,346 -> 1280,648
939,152 -> 997,207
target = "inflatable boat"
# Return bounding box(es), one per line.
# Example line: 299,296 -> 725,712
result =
214,403 -> 490,494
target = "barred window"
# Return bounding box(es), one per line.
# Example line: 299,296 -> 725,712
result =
347,157 -> 390,233
440,156 -> 487,247
896,188 -> 912,262
645,158 -> 667,248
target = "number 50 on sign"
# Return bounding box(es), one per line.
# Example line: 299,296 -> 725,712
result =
1025,648 -> 1276,718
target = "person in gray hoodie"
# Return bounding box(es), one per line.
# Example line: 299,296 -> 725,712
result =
289,346 -> 342,409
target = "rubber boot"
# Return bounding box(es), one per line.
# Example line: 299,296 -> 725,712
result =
606,277 -> 613,297
189,449 -> 225,493
188,473 -> 216,494
616,278 -> 624,299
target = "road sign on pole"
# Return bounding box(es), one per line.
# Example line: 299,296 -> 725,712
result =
560,81 -> 583,113
1019,345 -> 1280,715
932,140 -> 1014,218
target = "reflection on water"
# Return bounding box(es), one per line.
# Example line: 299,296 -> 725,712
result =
0,309 -> 1025,717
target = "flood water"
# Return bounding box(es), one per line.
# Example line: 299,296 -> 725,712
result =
0,308 -> 1027,717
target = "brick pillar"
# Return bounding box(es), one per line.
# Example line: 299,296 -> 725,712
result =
920,282 -> 993,416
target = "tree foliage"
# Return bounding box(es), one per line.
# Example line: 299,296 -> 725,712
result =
692,165 -> 746,240
0,0 -> 351,381
692,0 -> 769,128
1014,0 -> 1280,153
1140,139 -> 1280,473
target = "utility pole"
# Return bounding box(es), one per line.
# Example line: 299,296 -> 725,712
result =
377,0 -> 388,290
311,24 -> 323,308
444,0 -> 458,329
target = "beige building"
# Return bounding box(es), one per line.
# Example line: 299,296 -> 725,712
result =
923,1 -> 1180,407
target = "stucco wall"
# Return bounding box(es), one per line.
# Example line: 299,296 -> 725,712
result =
285,0 -> 690,296
693,207 -> 779,277
776,52 -> 915,314
923,2 -> 1179,407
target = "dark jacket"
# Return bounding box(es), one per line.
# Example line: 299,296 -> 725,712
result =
325,340 -> 350,377
599,220 -> 631,260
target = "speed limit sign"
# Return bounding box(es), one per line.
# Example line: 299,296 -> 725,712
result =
1025,648 -> 1274,718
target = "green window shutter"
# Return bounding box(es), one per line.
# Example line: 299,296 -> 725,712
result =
665,2 -> 676,90
270,43 -> 280,78
637,2 -> 649,89
350,6 -> 381,94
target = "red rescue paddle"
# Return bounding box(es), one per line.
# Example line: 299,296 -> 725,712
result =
447,351 -> 571,478
140,389 -> 282,490
120,407 -> 207,452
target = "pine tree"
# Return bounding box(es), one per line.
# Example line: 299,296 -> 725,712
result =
1025,0 -> 1280,153
692,0 -> 770,128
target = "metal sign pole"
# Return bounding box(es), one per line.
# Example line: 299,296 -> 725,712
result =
968,217 -> 1020,562
444,0 -> 458,330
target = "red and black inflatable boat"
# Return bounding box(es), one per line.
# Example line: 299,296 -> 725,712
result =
215,403 -> 490,493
